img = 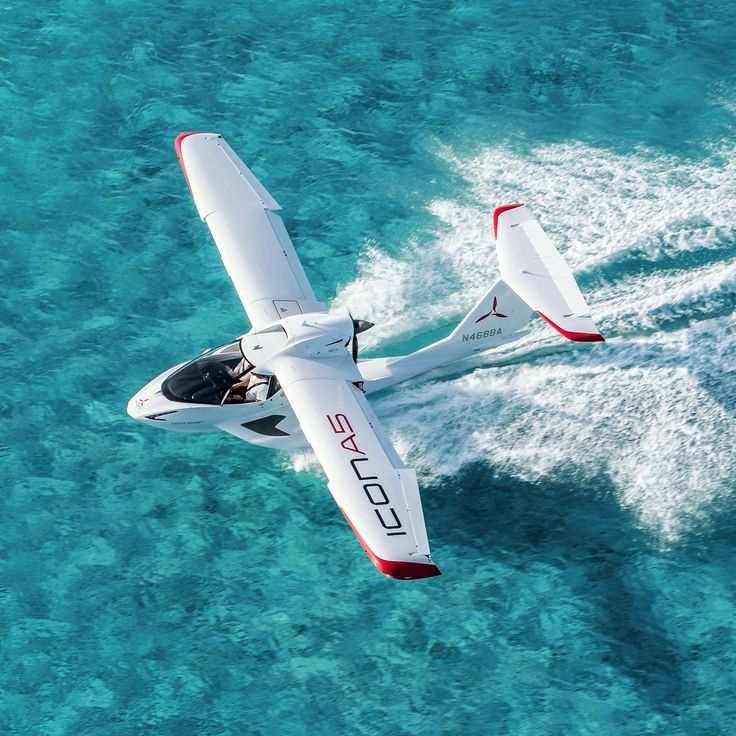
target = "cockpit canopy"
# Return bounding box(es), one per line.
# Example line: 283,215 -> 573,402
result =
162,340 -> 245,405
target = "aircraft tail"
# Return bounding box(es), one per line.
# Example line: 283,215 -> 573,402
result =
361,204 -> 603,394
362,280 -> 531,394
447,278 -> 532,348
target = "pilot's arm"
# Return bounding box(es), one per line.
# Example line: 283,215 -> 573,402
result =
244,373 -> 269,402
230,358 -> 254,390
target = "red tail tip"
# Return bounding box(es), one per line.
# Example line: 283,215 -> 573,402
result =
493,203 -> 524,239
537,312 -> 605,342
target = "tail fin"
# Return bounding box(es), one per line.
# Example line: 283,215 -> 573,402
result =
495,204 -> 604,342
448,278 -> 532,347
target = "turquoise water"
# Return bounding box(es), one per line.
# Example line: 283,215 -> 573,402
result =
3,1 -> 736,733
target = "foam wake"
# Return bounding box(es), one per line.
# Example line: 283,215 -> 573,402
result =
333,142 -> 736,345
375,315 -> 736,540
322,143 -> 736,540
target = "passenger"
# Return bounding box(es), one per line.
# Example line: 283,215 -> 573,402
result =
222,357 -> 254,403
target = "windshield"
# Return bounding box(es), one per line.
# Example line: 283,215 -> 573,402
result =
162,339 -> 249,405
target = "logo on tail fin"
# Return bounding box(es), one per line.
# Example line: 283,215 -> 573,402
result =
475,296 -> 507,323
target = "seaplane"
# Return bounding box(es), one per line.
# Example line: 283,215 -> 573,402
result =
128,132 -> 604,580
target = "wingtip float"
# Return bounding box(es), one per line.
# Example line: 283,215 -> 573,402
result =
127,132 -> 606,580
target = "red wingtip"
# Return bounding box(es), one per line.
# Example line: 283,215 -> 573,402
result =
537,312 -> 605,342
493,203 -> 524,239
375,558 -> 442,580
174,132 -> 206,192
341,509 -> 442,580
174,131 -> 204,154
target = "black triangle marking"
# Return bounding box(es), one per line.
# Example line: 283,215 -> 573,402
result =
241,415 -> 290,437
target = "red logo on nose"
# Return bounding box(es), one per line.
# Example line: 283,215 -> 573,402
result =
475,296 -> 508,323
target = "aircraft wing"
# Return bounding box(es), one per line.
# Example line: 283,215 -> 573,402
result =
175,132 -> 326,330
272,352 -> 441,580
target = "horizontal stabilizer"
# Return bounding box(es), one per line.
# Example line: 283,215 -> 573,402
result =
495,204 -> 604,342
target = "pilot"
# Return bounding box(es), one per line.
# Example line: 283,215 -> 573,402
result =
243,372 -> 269,402
224,371 -> 268,403
221,357 -> 253,404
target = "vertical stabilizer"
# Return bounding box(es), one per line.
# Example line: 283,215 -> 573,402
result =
449,278 -> 533,343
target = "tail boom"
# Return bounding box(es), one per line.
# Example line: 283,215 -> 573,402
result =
360,279 -> 531,395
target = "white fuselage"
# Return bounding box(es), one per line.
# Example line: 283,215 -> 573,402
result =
128,312 -> 350,449
128,361 -> 307,448
127,306 -> 528,449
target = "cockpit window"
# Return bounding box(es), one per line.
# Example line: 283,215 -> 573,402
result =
162,340 -> 248,405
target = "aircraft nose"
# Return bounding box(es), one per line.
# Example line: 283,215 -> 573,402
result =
127,392 -> 148,420
126,364 -> 184,424
127,380 -> 162,420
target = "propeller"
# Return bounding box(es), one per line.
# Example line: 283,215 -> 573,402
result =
350,316 -> 374,363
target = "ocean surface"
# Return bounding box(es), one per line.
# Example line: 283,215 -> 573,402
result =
2,1 -> 736,733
